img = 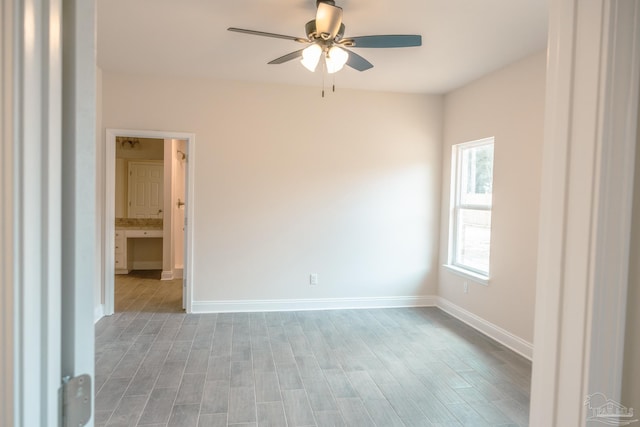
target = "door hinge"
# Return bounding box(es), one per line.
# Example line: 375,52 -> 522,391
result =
61,374 -> 92,427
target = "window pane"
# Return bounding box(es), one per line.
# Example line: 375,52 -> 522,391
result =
455,208 -> 491,274
460,144 -> 493,206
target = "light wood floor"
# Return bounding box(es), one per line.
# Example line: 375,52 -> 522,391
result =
95,273 -> 531,426
114,270 -> 183,313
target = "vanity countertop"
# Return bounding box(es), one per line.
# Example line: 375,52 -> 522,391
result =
115,218 -> 163,230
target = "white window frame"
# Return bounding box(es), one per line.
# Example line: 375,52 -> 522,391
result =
446,137 -> 494,283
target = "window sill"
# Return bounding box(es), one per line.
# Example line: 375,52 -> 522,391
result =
443,264 -> 490,286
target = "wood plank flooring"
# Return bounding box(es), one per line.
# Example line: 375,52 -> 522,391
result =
95,272 -> 531,426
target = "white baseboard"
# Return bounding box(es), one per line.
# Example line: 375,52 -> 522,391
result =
436,297 -> 533,360
132,261 -> 162,270
161,268 -> 183,280
191,295 -> 437,314
94,304 -> 104,323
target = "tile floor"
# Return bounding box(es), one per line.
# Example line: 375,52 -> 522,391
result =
95,271 -> 531,426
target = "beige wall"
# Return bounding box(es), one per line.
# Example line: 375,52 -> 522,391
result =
129,238 -> 163,268
102,75 -> 443,303
622,103 -> 640,412
438,51 -> 546,344
115,137 -> 164,160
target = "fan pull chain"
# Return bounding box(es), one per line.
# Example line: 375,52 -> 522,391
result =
321,61 -> 326,98
333,74 -> 336,93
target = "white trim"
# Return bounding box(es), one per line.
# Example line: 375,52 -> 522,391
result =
20,0 -> 64,424
104,129 -> 196,315
530,1 -> 640,426
131,261 -> 163,270
192,296 -> 438,313
586,0 -> 640,403
94,305 -> 104,323
454,136 -> 495,150
44,0 -> 63,421
104,129 -> 116,315
184,140 -> 195,312
0,1 -> 15,426
162,268 -> 183,280
5,0 -> 67,424
437,298 -> 533,360
60,3 -> 97,426
162,139 -> 174,290
448,137 -> 494,278
443,264 -> 489,285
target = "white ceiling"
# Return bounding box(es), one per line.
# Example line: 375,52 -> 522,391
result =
97,0 -> 548,94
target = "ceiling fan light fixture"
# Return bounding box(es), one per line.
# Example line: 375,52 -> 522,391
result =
228,0 -> 423,75
325,46 -> 348,74
301,43 -> 322,72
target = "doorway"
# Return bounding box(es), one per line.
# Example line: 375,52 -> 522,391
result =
104,129 -> 196,315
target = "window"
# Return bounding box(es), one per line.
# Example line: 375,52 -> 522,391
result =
448,137 -> 494,280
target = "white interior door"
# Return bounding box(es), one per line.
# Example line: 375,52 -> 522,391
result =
128,162 -> 164,218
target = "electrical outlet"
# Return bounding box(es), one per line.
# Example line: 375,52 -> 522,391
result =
310,273 -> 319,286
463,281 -> 469,293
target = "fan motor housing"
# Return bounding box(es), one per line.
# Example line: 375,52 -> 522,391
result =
305,20 -> 345,41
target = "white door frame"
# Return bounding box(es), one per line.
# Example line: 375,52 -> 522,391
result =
2,0 -> 96,425
530,0 -> 640,425
1,2 -> 18,425
104,129 -> 195,315
2,0 -> 65,424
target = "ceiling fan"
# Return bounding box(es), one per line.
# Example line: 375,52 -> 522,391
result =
228,0 -> 422,74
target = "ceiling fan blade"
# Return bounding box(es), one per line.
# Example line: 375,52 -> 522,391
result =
268,49 -> 305,64
227,27 -> 306,42
345,49 -> 373,71
315,2 -> 343,39
349,35 -> 422,48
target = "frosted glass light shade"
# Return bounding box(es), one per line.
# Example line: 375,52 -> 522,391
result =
325,46 -> 349,74
301,44 -> 322,72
